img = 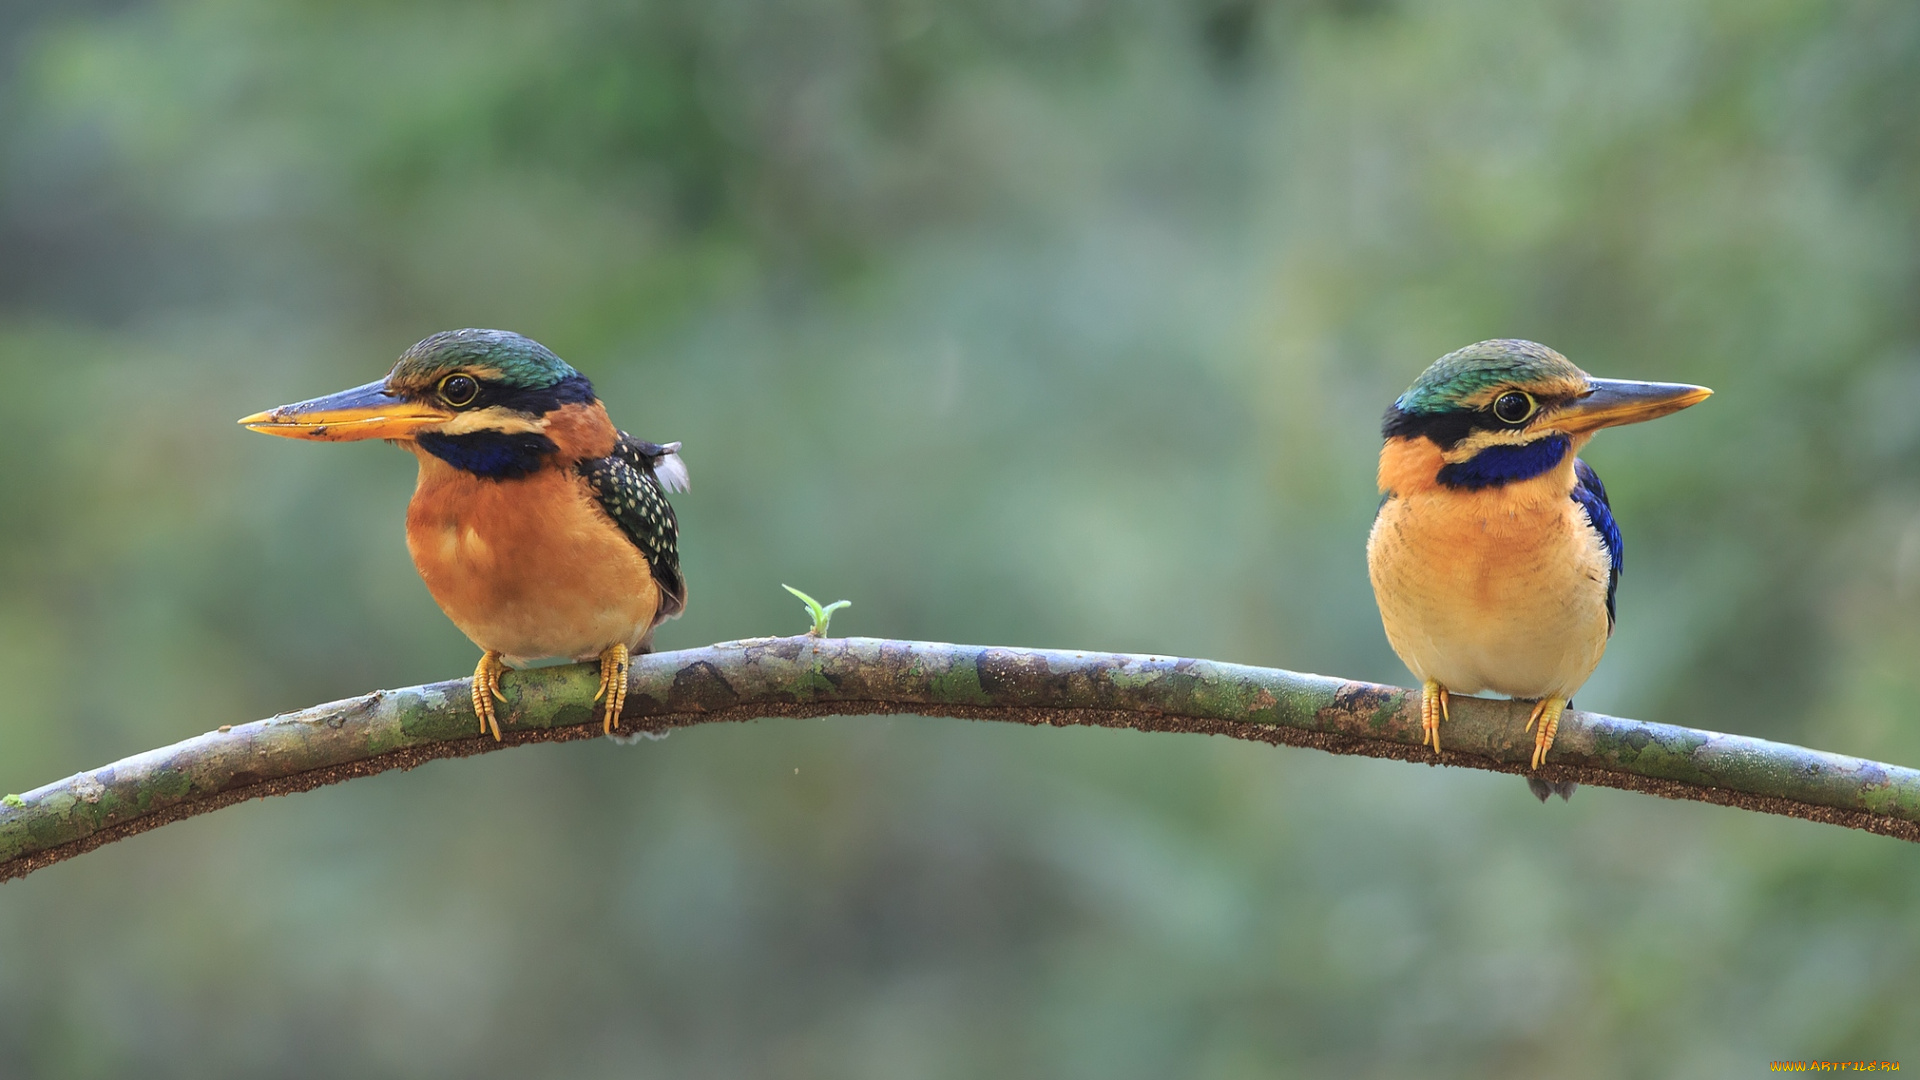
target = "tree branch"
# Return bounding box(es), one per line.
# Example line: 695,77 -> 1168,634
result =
5,636 -> 1916,881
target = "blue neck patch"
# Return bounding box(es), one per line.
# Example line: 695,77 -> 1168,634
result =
1436,434 -> 1570,490
416,430 -> 558,480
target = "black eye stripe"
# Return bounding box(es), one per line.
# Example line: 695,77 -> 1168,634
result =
1384,390 -> 1570,448
403,372 -> 597,415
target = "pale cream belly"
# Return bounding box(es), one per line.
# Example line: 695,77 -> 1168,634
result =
406,467 -> 661,667
1367,492 -> 1611,701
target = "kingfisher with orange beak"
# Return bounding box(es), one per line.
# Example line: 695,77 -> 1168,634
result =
240,329 -> 688,740
1367,340 -> 1710,796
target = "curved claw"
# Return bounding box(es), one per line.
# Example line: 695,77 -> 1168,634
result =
1421,679 -> 1450,754
596,643 -> 631,735
472,650 -> 508,741
1526,697 -> 1567,770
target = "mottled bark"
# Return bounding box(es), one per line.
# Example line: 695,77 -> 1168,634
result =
4,636 -> 1916,881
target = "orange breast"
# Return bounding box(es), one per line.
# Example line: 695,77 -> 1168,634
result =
1366,437 -> 1612,699
403,450 -> 660,665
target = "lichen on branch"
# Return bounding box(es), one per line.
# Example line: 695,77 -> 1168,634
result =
4,636 -> 1917,882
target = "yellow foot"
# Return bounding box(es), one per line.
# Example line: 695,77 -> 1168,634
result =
1421,679 -> 1450,754
594,642 -> 631,735
1526,697 -> 1568,770
473,650 -> 508,741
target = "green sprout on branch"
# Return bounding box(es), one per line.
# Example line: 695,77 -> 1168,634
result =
782,584 -> 851,638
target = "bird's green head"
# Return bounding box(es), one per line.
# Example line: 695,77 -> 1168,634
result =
1390,339 -> 1586,419
238,330 -> 600,479
1383,339 -> 1711,490
385,328 -> 583,398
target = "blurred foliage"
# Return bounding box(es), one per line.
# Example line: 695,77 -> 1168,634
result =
2,0 -> 1920,1075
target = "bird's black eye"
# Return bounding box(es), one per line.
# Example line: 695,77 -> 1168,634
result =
1493,390 -> 1536,425
438,374 -> 480,407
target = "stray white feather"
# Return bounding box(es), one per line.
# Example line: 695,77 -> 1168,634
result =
652,441 -> 690,492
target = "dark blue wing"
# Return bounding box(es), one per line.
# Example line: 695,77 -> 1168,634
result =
1571,458 -> 1622,631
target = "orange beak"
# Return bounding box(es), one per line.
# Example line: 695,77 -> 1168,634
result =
1552,378 -> 1713,434
238,379 -> 452,442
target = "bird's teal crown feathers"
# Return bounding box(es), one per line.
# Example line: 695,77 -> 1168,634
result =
389,328 -> 581,390
1393,339 -> 1586,415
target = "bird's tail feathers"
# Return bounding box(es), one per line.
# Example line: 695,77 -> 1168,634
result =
1526,777 -> 1579,803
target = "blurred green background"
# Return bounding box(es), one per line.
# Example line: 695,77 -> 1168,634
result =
2,0 -> 1918,1075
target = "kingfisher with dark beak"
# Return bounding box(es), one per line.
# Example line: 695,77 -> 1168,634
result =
240,329 -> 688,740
1366,340 -> 1709,795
